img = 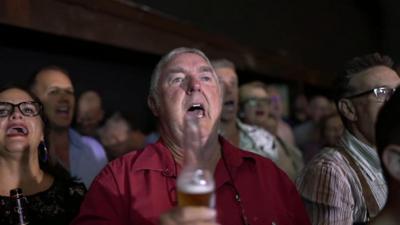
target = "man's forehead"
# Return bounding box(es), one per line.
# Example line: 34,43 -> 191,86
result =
164,52 -> 211,71
36,70 -> 73,87
349,66 -> 398,89
216,67 -> 238,81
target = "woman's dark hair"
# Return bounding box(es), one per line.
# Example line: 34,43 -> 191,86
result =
0,83 -> 74,182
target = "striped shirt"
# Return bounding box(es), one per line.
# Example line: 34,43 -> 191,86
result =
296,129 -> 387,225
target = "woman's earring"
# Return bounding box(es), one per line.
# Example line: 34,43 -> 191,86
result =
38,141 -> 48,162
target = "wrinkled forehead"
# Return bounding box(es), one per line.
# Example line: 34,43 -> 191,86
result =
161,52 -> 216,78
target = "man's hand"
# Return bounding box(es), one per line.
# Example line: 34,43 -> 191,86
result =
160,207 -> 219,225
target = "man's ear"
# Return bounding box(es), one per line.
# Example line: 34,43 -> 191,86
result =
147,96 -> 159,117
382,145 -> 400,181
338,98 -> 357,121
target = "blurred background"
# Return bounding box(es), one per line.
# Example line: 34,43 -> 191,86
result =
0,0 -> 399,128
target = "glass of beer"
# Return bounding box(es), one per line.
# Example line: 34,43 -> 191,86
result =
177,168 -> 215,207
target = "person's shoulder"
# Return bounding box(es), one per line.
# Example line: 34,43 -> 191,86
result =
80,134 -> 104,150
296,147 -> 351,189
69,129 -> 101,149
307,147 -> 346,168
238,146 -> 291,181
222,136 -> 276,166
238,121 -> 275,145
102,142 -> 168,174
51,177 -> 87,198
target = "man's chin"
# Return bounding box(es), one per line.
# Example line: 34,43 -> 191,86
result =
221,112 -> 237,121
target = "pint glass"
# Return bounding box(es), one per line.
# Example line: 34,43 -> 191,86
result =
177,168 -> 215,207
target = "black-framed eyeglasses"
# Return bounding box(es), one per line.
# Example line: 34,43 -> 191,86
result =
0,101 -> 42,117
241,97 -> 270,108
345,86 -> 396,103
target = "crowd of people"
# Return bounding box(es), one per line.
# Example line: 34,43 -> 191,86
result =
0,47 -> 398,225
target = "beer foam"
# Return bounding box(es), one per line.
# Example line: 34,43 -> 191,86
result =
177,180 -> 214,194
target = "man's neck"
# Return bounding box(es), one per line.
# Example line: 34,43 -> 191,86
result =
165,133 -> 222,174
348,127 -> 375,148
48,128 -> 71,169
220,119 -> 239,146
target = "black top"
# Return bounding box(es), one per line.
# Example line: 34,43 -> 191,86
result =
0,178 -> 86,225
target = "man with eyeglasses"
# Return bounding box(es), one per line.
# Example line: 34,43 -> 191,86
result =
296,53 -> 400,225
28,66 -> 108,188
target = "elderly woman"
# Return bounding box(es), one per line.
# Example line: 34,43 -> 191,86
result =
0,85 -> 86,225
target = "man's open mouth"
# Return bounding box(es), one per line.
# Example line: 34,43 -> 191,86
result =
187,103 -> 205,118
56,105 -> 70,116
223,100 -> 235,110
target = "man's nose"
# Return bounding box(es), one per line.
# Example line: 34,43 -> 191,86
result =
224,83 -> 232,95
186,76 -> 201,94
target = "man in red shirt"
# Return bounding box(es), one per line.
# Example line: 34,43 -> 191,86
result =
72,47 -> 311,225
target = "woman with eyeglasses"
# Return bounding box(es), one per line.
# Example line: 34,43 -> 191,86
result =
0,85 -> 86,225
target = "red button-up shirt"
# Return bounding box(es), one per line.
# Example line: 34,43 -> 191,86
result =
72,137 -> 310,225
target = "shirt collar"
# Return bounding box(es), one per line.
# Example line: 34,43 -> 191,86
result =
132,139 -> 178,177
132,136 -> 254,178
69,128 -> 85,148
340,129 -> 382,180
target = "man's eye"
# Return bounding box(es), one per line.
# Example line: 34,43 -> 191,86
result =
48,90 -> 60,95
200,75 -> 212,82
172,77 -> 184,84
65,90 -> 74,95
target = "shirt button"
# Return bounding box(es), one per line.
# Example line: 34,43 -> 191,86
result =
162,168 -> 170,176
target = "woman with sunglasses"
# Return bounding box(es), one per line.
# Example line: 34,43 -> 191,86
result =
0,85 -> 86,225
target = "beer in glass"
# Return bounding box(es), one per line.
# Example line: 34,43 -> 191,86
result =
177,168 -> 215,207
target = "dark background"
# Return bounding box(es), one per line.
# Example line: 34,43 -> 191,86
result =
1,0 -> 400,130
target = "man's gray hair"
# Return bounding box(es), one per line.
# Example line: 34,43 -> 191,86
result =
211,59 -> 236,70
149,47 -> 215,103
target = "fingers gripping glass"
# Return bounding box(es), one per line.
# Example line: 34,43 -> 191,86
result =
0,101 -> 42,117
346,86 -> 396,102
